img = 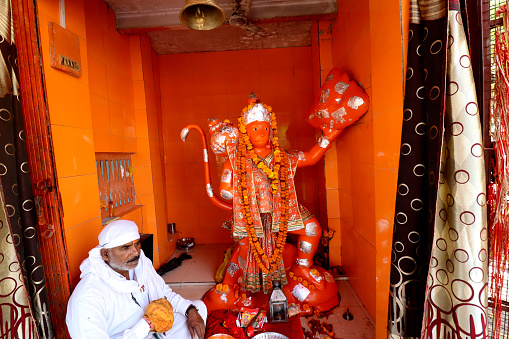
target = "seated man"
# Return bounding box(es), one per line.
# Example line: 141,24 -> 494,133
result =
66,220 -> 206,338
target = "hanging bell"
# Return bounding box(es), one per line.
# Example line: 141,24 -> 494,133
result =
179,0 -> 225,31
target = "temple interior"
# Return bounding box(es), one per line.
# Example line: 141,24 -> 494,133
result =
16,0 -> 409,337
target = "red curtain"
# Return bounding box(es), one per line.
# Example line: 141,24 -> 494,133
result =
9,0 -> 72,338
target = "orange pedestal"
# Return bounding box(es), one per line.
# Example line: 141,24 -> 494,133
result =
203,265 -> 340,317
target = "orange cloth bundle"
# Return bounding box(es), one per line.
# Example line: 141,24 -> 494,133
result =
145,298 -> 174,333
306,68 -> 369,131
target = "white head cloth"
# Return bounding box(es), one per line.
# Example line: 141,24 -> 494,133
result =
99,219 -> 140,249
243,103 -> 270,125
79,220 -> 143,292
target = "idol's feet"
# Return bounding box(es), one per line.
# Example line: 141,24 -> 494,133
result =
288,263 -> 328,290
286,263 -> 340,313
202,283 -> 237,313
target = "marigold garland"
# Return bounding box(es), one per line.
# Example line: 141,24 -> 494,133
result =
236,103 -> 290,275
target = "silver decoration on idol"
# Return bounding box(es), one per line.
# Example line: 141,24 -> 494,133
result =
298,152 -> 305,161
319,88 -> 330,103
211,125 -> 239,155
299,241 -> 313,254
318,136 -> 330,149
348,96 -> 364,109
330,120 -> 334,129
221,169 -> 232,183
310,269 -> 323,282
211,135 -> 226,155
316,109 -> 329,119
180,127 -> 190,141
291,283 -> 311,302
305,222 -> 319,237
324,271 -> 335,282
331,107 -> 347,123
243,103 -> 271,125
224,125 -> 239,137
227,262 -> 239,276
325,74 -> 334,82
206,183 -> 213,197
220,190 -> 233,200
203,149 -> 209,162
296,258 -> 310,267
335,81 -> 349,94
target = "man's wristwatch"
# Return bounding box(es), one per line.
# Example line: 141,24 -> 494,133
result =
185,304 -> 198,317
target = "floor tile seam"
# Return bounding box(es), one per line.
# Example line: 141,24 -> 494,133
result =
337,282 -> 362,308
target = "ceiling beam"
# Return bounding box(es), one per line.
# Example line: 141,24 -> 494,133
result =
118,13 -> 336,35
113,0 -> 337,33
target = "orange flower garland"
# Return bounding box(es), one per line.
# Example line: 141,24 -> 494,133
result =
236,103 -> 290,275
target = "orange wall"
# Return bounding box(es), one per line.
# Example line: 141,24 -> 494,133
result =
323,0 -> 406,336
37,0 -> 171,287
37,0 -> 101,288
158,47 -> 323,244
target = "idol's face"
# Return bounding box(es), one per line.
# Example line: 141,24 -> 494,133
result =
246,121 -> 271,148
101,239 -> 142,274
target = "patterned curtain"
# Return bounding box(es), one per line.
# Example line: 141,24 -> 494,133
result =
387,0 -> 447,338
388,0 -> 487,338
0,0 -> 54,337
0,187 -> 38,337
420,1 -> 487,337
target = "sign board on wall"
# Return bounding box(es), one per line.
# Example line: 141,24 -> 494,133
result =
49,22 -> 81,77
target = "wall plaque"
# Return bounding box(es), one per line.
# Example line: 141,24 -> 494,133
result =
49,22 -> 82,77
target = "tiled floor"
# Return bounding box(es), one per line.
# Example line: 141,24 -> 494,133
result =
161,244 -> 375,338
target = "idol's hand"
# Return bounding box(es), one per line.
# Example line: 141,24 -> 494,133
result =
320,125 -> 343,141
187,308 -> 205,339
297,126 -> 344,168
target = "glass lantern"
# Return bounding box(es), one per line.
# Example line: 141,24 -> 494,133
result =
269,279 -> 288,323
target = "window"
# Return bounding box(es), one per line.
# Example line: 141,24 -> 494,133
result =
96,153 -> 136,219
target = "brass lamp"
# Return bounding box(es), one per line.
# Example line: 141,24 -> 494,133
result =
179,0 -> 225,31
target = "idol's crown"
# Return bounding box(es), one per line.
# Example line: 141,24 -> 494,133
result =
243,103 -> 271,125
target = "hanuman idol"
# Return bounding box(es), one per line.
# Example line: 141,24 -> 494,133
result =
181,68 -> 369,315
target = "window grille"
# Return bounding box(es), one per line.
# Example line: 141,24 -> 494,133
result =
96,153 -> 136,219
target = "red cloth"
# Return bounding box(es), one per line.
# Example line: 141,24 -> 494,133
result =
263,316 -> 305,339
205,309 -> 304,339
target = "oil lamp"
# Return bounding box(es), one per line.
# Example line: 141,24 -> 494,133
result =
268,278 -> 288,323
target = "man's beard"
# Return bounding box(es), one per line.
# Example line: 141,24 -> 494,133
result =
108,252 -> 140,272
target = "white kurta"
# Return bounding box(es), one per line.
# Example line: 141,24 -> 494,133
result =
66,249 -> 206,339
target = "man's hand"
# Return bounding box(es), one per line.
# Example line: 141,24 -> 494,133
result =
187,308 -> 205,339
